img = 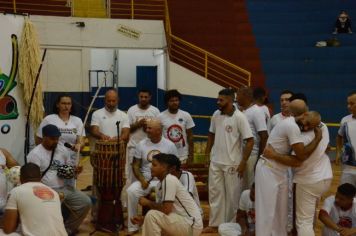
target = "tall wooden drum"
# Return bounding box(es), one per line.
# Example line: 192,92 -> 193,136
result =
91,140 -> 126,232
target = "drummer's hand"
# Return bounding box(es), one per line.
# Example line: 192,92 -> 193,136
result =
139,196 -> 151,207
110,136 -> 119,141
141,180 -> 149,190
100,134 -> 111,140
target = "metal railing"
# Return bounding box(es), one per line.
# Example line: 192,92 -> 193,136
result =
110,0 -> 251,88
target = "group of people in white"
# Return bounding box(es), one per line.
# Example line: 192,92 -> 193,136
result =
0,86 -> 355,236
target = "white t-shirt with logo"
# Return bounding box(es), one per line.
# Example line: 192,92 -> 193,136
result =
321,196 -> 356,236
179,170 -> 202,214
209,109 -> 253,165
91,108 -> 130,138
338,114 -> 356,173
5,182 -> 67,236
27,144 -> 71,189
268,112 -> 289,133
239,189 -> 255,232
37,114 -> 85,145
127,104 -> 160,149
243,104 -> 268,155
262,117 -> 303,171
293,123 -> 333,184
156,174 -> 203,230
158,109 -> 195,161
134,137 -> 178,180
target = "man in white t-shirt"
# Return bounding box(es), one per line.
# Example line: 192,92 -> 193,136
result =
218,183 -> 256,236
126,89 -> 160,185
202,88 -> 254,234
236,87 -> 268,188
264,111 -> 332,236
126,119 -> 178,234
2,163 -> 67,236
158,89 -> 195,164
90,88 -> 130,141
337,91 -> 356,186
319,183 -> 356,236
27,124 -> 91,235
255,99 -> 322,236
131,153 -> 203,236
168,155 -> 202,214
268,90 -> 293,133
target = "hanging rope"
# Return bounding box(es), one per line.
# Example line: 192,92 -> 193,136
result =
19,17 -> 44,129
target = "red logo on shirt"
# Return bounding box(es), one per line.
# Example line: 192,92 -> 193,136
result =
32,186 -> 55,201
338,216 -> 352,228
167,124 -> 185,147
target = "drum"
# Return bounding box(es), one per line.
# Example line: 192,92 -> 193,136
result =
91,140 -> 126,231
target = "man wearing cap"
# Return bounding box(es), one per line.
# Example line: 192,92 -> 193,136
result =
27,124 -> 91,236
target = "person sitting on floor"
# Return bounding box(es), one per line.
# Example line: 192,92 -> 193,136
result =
319,183 -> 356,236
1,163 -> 67,236
131,153 -> 203,236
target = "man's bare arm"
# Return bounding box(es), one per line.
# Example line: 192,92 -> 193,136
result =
205,132 -> 215,164
139,197 -> 174,215
187,128 -> 194,163
236,210 -> 248,235
90,125 -> 110,140
120,127 -> 130,142
263,145 -> 302,167
3,209 -> 19,234
319,210 -> 342,233
336,134 -> 343,165
1,148 -> 18,168
257,130 -> 268,157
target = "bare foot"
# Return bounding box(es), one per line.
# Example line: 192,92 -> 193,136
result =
202,226 -> 218,233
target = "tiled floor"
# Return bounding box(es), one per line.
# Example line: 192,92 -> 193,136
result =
76,159 -> 342,236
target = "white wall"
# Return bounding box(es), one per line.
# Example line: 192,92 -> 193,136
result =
118,49 -> 165,89
32,16 -> 166,49
167,62 -> 223,98
30,15 -> 167,92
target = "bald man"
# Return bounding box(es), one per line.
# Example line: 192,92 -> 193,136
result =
255,100 -> 322,235
90,88 -> 130,142
126,119 -> 178,234
264,111 -> 332,236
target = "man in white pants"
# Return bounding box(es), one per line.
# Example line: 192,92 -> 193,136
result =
131,153 -> 203,236
202,88 -> 254,234
126,89 -> 160,186
268,90 -> 293,133
264,111 -> 332,236
255,99 -> 322,236
158,89 -> 195,164
236,87 -> 268,188
126,119 -> 178,234
336,91 -> 356,185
